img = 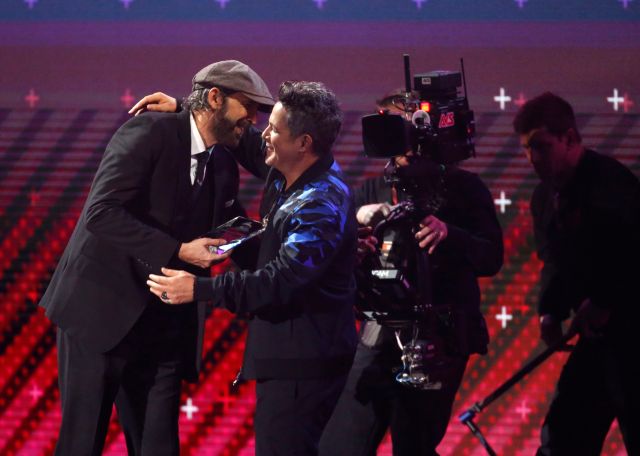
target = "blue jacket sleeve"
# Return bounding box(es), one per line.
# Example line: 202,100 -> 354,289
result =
194,195 -> 348,314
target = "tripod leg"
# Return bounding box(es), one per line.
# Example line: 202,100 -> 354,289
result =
459,333 -> 576,454
463,419 -> 497,456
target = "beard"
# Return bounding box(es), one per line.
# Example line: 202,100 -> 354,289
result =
210,99 -> 244,148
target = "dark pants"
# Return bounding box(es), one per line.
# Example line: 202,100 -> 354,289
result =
537,337 -> 640,456
254,375 -> 348,456
319,340 -> 468,456
55,302 -> 188,456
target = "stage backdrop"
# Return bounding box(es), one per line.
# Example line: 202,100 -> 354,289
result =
1,1 -> 639,455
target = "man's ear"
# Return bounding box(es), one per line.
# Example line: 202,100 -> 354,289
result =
207,88 -> 223,111
299,134 -> 313,153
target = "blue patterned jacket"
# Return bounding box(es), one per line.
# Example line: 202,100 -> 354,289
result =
194,133 -> 358,380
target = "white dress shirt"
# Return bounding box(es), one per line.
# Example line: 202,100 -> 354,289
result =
189,113 -> 209,185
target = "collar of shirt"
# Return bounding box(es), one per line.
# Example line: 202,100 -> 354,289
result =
189,113 -> 209,185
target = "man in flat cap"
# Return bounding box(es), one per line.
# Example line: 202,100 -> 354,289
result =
40,60 -> 273,456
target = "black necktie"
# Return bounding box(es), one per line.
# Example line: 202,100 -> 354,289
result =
191,148 -> 211,202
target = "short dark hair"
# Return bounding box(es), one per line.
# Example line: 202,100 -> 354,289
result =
277,81 -> 343,157
513,92 -> 581,142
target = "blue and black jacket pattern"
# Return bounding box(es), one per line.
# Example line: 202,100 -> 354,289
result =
273,164 -> 351,272
195,135 -> 358,380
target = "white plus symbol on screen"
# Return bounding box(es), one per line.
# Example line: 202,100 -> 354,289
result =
217,0 -> 231,8
607,89 -> 625,112
619,0 -> 632,8
24,0 -> 38,8
413,0 -> 427,8
516,400 -> 532,420
25,89 -> 40,108
494,191 -> 512,214
496,306 -> 513,329
493,88 -> 512,110
181,398 -> 199,420
514,0 -> 527,8
120,0 -> 134,9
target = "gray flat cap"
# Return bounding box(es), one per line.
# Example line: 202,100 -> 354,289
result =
192,60 -> 274,113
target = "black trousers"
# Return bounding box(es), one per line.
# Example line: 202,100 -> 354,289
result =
55,302 -> 188,456
537,337 -> 640,456
319,340 -> 467,456
254,375 -> 348,456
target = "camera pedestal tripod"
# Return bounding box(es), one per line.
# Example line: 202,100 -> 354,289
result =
458,332 -> 575,455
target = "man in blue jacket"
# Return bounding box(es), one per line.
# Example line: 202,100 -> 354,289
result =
147,81 -> 358,456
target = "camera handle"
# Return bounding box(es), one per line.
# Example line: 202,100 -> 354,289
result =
458,332 -> 576,455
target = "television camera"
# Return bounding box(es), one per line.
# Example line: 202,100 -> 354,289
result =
356,55 -> 476,390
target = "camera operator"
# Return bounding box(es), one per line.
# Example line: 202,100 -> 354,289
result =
319,90 -> 504,456
515,92 -> 640,455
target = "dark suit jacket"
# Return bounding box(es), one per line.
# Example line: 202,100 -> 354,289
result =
40,109 -> 243,379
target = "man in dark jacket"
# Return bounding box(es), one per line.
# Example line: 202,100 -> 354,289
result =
319,91 -> 504,456
514,92 -> 640,455
39,60 -> 274,455
148,81 -> 358,456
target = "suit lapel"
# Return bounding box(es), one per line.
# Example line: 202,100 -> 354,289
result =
178,109 -> 194,199
170,110 -> 194,229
